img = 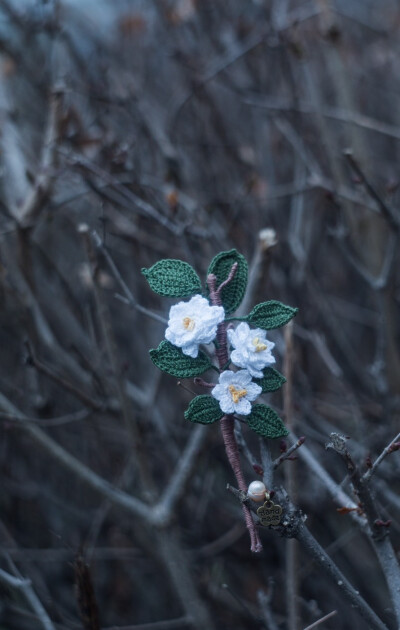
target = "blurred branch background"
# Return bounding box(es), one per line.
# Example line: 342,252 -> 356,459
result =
0,0 -> 399,628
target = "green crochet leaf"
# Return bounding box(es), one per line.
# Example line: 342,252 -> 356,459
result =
149,340 -> 212,377
207,249 -> 248,314
248,300 -> 298,330
254,368 -> 287,393
246,404 -> 289,438
184,395 -> 224,424
142,259 -> 202,297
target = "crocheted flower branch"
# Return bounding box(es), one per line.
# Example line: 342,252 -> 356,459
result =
142,250 -> 297,440
143,250 -> 297,553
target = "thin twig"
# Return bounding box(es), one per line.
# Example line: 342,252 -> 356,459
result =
303,610 -> 337,630
91,230 -> 167,325
362,432 -> 400,483
102,618 -> 190,630
24,340 -> 104,412
0,408 -> 91,427
156,528 -> 215,629
260,438 -> 273,489
172,29 -> 268,125
294,436 -> 366,529
221,583 -> 261,624
69,155 -> 183,236
257,582 -> 280,630
273,116 -> 322,178
235,422 -> 263,475
0,566 -> 55,630
74,553 -> 101,630
2,253 -> 91,385
273,437 -> 306,470
344,149 -> 400,233
333,226 -> 397,290
18,87 -> 63,227
236,229 -> 277,318
196,522 -> 246,558
153,425 -> 208,526
80,225 -> 154,494
327,433 -> 400,626
243,96 -> 400,143
216,262 -> 238,294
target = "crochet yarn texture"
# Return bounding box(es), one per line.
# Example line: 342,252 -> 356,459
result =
248,300 -> 298,330
142,259 -> 202,297
184,395 -> 224,424
246,405 -> 289,438
149,340 -> 212,378
207,249 -> 248,314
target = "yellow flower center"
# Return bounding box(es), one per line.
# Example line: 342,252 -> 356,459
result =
182,316 -> 195,331
252,336 -> 267,353
228,385 -> 248,403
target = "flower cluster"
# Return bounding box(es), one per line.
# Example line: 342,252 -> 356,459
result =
143,251 -> 296,434
144,252 -> 296,554
165,295 -> 275,416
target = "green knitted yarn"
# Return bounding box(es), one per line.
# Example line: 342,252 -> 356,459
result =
254,368 -> 286,393
248,300 -> 298,330
149,340 -> 212,378
246,404 -> 289,438
142,259 -> 202,297
207,249 -> 248,314
184,395 -> 224,424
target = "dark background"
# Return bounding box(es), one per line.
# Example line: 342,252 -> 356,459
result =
0,1 -> 399,629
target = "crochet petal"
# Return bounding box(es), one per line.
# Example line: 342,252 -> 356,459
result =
251,327 -> 267,340
212,305 -> 225,322
245,382 -> 262,401
232,370 -> 252,386
246,365 -> 263,378
235,398 -> 251,415
169,301 -> 191,318
230,350 -> 246,369
264,353 -> 276,365
200,326 -> 219,345
165,328 -> 174,342
189,294 -> 205,305
219,393 -> 235,414
219,370 -> 235,384
181,343 -> 199,358
234,322 -> 252,345
251,355 -> 274,371
211,384 -> 226,400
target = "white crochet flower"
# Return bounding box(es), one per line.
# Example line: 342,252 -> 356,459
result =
165,294 -> 225,358
227,322 -> 275,378
211,370 -> 262,416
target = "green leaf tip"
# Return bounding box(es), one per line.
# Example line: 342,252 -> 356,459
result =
248,300 -> 298,330
247,404 -> 289,438
149,340 -> 212,378
142,259 -> 202,298
184,395 -> 223,424
254,367 -> 287,393
207,249 -> 248,314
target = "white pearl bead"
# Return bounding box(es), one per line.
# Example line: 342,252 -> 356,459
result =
247,480 -> 267,502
